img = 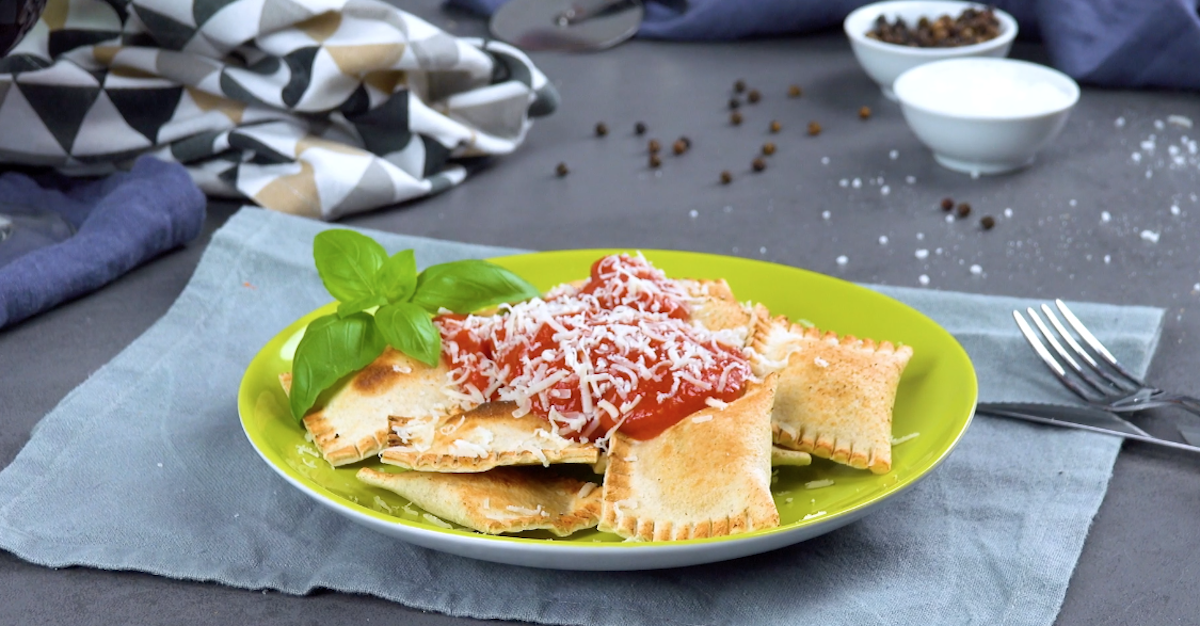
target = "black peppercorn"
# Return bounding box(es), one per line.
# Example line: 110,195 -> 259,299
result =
729,98 -> 741,110
555,162 -> 569,177
762,142 -> 776,156
649,154 -> 662,168
769,120 -> 782,133
648,139 -> 661,153
787,84 -> 802,98
634,121 -> 647,135
980,215 -> 996,230
940,197 -> 954,211
734,79 -> 746,93
595,122 -> 608,136
956,202 -> 971,217
858,106 -> 871,120
807,121 -> 822,136
731,111 -> 743,126
680,136 -> 692,149
720,170 -> 733,185
672,139 -> 687,155
747,89 -> 761,103
752,157 -> 766,172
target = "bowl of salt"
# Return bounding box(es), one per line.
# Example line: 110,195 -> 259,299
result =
893,57 -> 1079,175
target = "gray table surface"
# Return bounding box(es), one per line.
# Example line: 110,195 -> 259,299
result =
3,3 -> 1200,625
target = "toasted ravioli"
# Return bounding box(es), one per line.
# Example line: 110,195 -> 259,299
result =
297,348 -> 453,466
770,326 -> 912,475
380,401 -> 600,473
685,279 -> 753,337
357,467 -> 602,536
598,376 -> 779,542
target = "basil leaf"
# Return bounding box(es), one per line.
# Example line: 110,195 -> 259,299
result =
411,260 -> 540,314
313,230 -> 387,304
375,302 -> 441,367
336,293 -> 387,318
289,312 -> 386,420
378,249 -> 417,303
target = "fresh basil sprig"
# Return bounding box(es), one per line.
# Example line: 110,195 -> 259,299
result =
289,230 -> 539,421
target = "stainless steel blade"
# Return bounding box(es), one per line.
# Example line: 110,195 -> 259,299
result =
977,402 -> 1200,454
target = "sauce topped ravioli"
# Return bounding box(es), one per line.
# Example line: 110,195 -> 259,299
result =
436,254 -> 751,442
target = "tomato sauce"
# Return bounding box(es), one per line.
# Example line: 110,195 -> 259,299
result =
435,254 -> 751,441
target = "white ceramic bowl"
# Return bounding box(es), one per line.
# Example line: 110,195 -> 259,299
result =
893,57 -> 1079,175
844,1 -> 1017,100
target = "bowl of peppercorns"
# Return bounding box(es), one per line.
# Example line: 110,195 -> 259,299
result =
844,1 -> 1017,100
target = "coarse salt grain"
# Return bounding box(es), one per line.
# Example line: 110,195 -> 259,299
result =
970,264 -> 983,275
945,214 -> 954,223
916,232 -> 924,240
1141,230 -> 1160,243
1104,254 -> 1111,264
1101,211 -> 1111,222
915,249 -> 929,259
1171,205 -> 1181,216
1004,208 -> 1013,218
1132,152 -> 1142,162
822,210 -> 831,220
880,185 -> 890,195
821,157 -> 830,165
1155,119 -> 1166,130
879,235 -> 889,245
759,246 -> 767,254
839,179 -> 849,187
889,149 -> 899,159
1069,199 -> 1077,207
689,210 -> 698,218
918,274 -> 930,285
906,175 -> 916,184
852,178 -> 862,188
1114,116 -> 1126,128
836,255 -> 849,266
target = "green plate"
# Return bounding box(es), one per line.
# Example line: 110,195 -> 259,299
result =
238,249 -> 977,570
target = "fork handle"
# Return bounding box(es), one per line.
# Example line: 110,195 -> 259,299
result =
1164,394 -> 1200,417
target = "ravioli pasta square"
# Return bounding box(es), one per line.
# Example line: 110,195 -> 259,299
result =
598,376 -> 779,542
381,401 -> 600,473
767,326 -> 913,474
288,348 -> 454,466
358,467 -> 602,536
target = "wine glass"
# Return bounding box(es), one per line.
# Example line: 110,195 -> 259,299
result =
0,0 -> 76,269
489,0 -> 645,52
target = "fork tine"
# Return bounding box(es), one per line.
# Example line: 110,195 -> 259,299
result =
1013,310 -> 1102,403
1026,308 -> 1119,397
1054,299 -> 1144,384
1040,304 -> 1139,393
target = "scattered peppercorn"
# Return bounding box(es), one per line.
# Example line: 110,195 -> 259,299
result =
729,98 -> 741,110
648,139 -> 661,153
956,202 -> 971,218
752,157 -> 767,172
787,84 -> 802,98
555,162 -> 569,177
672,139 -> 687,155
634,121 -> 646,135
649,154 -> 662,168
595,122 -> 608,137
762,142 -> 776,156
734,79 -> 746,93
680,136 -> 692,149
980,215 -> 996,230
769,120 -> 782,133
858,106 -> 871,120
940,197 -> 954,211
731,111 -> 743,125
720,170 -> 733,185
807,121 -> 822,136
747,89 -> 761,103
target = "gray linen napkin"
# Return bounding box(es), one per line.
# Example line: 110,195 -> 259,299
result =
0,207 -> 1165,626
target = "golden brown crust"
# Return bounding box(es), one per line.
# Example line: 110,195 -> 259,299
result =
357,467 -> 602,536
380,401 -> 600,472
685,279 -> 753,335
300,348 -> 454,466
770,326 -> 912,475
598,376 -> 779,541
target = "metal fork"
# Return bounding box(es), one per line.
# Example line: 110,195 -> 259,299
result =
1014,299 -> 1200,420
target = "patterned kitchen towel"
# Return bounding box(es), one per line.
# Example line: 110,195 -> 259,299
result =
0,0 -> 556,220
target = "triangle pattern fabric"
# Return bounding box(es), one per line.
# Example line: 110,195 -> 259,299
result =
106,86 -> 185,144
71,90 -> 154,156
16,81 -> 102,154
259,0 -> 313,33
0,85 -> 72,160
134,5 -> 199,51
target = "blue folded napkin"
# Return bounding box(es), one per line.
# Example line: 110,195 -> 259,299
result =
454,0 -> 1200,90
0,157 -> 206,329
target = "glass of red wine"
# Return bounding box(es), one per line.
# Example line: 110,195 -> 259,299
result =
0,0 -> 78,269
